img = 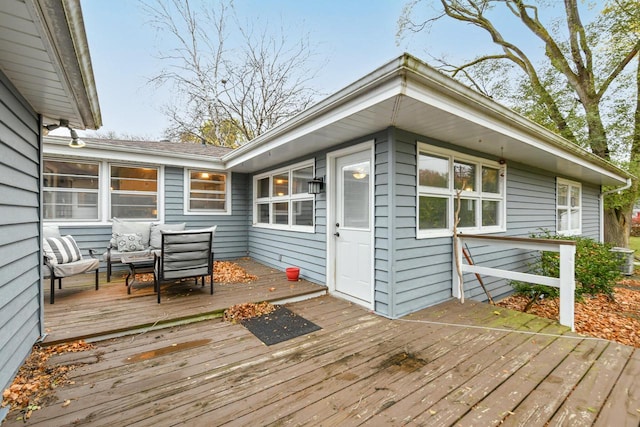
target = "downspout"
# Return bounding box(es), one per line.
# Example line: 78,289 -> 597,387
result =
599,178 -> 632,242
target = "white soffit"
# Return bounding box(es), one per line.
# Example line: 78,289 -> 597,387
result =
0,0 -> 101,129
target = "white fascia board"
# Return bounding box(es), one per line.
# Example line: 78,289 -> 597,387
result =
403,73 -> 629,185
44,144 -> 225,170
223,58 -> 405,167
224,78 -> 402,169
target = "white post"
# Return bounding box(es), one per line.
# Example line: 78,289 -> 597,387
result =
452,235 -> 462,299
559,244 -> 576,331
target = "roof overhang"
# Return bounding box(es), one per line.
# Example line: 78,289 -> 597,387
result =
0,0 -> 101,130
223,54 -> 629,186
44,136 -> 226,170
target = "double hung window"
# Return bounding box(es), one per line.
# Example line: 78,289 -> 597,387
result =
43,160 -> 99,221
556,179 -> 581,235
110,165 -> 158,220
254,161 -> 314,231
186,170 -> 229,214
417,144 -> 505,237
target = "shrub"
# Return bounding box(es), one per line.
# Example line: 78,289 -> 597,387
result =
510,231 -> 622,310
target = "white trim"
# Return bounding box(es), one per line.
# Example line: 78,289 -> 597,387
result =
183,169 -> 232,216
556,178 -> 582,236
326,140 -> 375,310
416,142 -> 507,239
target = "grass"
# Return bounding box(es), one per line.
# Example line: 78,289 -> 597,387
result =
629,236 -> 640,254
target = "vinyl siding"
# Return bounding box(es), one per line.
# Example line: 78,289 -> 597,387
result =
387,129 -> 594,318
55,169 -> 252,274
0,70 -> 42,393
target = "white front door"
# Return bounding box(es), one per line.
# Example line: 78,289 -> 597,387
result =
332,148 -> 373,306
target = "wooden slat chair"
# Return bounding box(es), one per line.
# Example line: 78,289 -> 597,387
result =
43,226 -> 99,304
153,230 -> 214,303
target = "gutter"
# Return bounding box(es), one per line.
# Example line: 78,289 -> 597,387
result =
599,178 -> 633,243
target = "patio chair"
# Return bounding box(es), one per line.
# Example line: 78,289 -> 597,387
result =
43,226 -> 100,304
153,230 -> 214,303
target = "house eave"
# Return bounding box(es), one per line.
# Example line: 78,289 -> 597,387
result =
222,53 -> 629,186
44,137 -> 226,170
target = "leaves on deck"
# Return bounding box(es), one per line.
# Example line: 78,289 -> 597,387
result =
1,341 -> 95,419
125,260 -> 258,284
497,282 -> 640,348
223,302 -> 276,323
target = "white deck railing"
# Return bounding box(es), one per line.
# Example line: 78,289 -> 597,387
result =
453,234 -> 577,331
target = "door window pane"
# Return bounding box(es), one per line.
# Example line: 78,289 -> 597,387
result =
343,162 -> 370,229
419,153 -> 449,188
419,196 -> 448,229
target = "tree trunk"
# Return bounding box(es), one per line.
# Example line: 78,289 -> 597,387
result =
603,207 -> 630,248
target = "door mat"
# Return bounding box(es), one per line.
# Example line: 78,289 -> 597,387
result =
241,306 -> 321,346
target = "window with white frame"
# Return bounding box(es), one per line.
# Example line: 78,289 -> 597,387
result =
110,165 -> 158,220
185,170 -> 229,214
556,178 -> 581,235
417,144 -> 505,237
43,159 -> 100,221
254,161 -> 315,231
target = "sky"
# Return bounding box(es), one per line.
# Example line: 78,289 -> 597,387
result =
72,0 -> 602,141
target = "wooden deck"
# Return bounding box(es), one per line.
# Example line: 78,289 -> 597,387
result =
42,258 -> 327,344
7,259 -> 639,425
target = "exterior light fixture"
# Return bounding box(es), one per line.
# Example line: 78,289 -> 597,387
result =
44,119 -> 85,148
308,176 -> 324,195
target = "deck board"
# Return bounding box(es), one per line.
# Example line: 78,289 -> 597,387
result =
3,260 -> 638,426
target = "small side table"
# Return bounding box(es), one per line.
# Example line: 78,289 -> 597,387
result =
121,254 -> 155,294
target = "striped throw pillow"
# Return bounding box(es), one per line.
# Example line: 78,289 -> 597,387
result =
43,236 -> 82,265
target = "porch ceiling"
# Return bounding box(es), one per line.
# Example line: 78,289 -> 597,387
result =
224,54 -> 628,187
0,0 -> 101,130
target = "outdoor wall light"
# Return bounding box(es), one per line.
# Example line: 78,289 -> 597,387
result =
308,176 -> 324,195
44,119 -> 85,148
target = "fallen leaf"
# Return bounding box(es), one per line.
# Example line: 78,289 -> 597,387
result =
62,400 -> 71,407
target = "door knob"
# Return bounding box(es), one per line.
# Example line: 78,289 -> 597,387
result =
334,232 -> 340,237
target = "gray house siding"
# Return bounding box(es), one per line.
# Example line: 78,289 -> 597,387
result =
0,70 -> 42,393
163,168 -> 249,259
582,183 -> 601,239
55,169 -> 251,273
384,128 -> 602,318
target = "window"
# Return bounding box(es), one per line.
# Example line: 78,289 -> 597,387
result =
417,144 -> 505,237
557,179 -> 581,235
254,162 -> 314,231
110,165 -> 158,219
43,160 -> 99,221
186,170 -> 230,214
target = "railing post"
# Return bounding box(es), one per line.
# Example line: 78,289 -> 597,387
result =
452,235 -> 462,299
559,244 -> 576,331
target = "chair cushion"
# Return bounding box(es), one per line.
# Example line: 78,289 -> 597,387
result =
109,218 -> 152,248
51,258 -> 99,278
103,249 -> 151,262
150,223 -> 186,249
43,235 -> 82,265
115,233 -> 145,252
162,226 -> 217,251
